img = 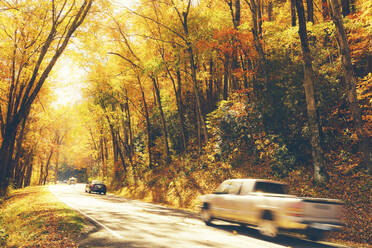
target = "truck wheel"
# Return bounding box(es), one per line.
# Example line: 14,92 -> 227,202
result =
200,203 -> 213,226
258,212 -> 277,238
306,229 -> 325,241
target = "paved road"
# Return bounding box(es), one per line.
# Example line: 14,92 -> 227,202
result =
49,184 -> 349,248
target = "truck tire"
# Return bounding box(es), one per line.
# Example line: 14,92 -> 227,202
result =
200,203 -> 213,226
258,211 -> 278,238
306,229 -> 325,241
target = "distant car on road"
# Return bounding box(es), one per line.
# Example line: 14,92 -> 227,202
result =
85,180 -> 106,195
68,177 -> 77,185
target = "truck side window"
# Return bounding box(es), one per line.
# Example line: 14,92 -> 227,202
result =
227,182 -> 242,195
254,182 -> 287,194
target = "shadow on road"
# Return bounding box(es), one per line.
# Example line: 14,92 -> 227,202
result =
208,222 -> 346,248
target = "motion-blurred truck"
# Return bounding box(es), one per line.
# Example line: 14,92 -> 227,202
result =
199,179 -> 344,240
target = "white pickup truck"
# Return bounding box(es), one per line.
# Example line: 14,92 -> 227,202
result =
199,179 -> 344,240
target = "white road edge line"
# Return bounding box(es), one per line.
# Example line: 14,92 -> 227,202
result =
49,187 -> 123,240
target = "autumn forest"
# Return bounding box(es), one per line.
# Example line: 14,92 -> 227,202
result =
0,0 -> 371,244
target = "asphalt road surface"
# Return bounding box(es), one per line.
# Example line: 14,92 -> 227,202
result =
49,184 -> 349,248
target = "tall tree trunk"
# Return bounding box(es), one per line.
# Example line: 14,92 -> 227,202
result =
137,75 -> 153,169
112,131 -> 120,182
223,54 -> 230,100
54,148 -> 59,184
39,159 -> 44,185
12,113 -> 28,188
125,94 -> 134,163
104,107 -> 126,180
341,0 -> 350,16
187,47 -> 208,143
227,0 -> 241,29
166,67 -> 187,152
268,0 -> 273,21
247,0 -> 269,103
257,0 -> 263,35
176,69 -> 188,151
350,0 -> 356,13
208,58 -> 215,110
0,124 -> 17,195
227,0 -> 242,91
306,0 -> 314,23
296,0 -> 327,183
322,0 -> 330,20
152,76 -> 170,163
178,1 -> 208,144
42,149 -> 53,185
291,0 -> 297,26
23,156 -> 33,187
328,0 -> 371,171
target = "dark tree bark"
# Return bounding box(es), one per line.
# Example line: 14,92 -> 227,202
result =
341,0 -> 350,16
329,0 -> 371,172
296,0 -> 327,183
137,76 -> 153,169
53,131 -> 64,184
291,0 -> 297,26
245,0 -> 269,99
223,54 -> 230,100
306,0 -> 314,23
322,0 -> 330,20
178,1 -> 208,144
208,58 -> 215,110
257,0 -> 263,35
226,0 -> 241,29
101,101 -> 127,178
42,149 -> 53,185
125,96 -> 134,161
166,66 -> 187,153
12,111 -> 28,188
152,76 -> 170,163
268,0 -> 273,21
23,156 -> 33,187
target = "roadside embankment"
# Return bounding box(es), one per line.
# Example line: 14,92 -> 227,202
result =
0,186 -> 85,248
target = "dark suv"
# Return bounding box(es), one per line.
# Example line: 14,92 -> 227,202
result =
85,180 -> 106,195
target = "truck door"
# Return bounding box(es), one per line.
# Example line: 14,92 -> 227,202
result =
231,181 -> 257,224
220,181 -> 243,221
210,181 -> 242,220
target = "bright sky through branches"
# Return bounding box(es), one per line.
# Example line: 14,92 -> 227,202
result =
51,57 -> 86,109
50,0 -> 138,109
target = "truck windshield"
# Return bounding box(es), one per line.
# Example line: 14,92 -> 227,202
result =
254,182 -> 287,194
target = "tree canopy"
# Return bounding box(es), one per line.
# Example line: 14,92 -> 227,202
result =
0,0 -> 371,243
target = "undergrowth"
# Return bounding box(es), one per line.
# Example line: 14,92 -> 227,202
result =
0,186 -> 84,248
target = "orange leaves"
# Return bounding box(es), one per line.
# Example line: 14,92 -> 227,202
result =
196,27 -> 256,58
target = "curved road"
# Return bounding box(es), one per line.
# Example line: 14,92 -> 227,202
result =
49,184 -> 349,248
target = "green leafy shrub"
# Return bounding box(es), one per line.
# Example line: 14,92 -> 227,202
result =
0,230 -> 8,246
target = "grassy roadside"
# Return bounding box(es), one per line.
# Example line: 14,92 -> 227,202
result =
0,186 -> 85,248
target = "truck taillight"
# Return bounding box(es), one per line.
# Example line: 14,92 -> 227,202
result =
287,202 -> 304,217
337,204 -> 345,221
